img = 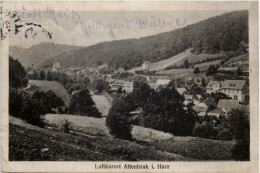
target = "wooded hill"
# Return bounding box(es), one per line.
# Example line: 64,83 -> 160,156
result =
39,10 -> 248,70
9,43 -> 84,68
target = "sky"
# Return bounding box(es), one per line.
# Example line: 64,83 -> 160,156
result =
9,10 -> 230,48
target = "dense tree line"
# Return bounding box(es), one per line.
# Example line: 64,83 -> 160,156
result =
106,80 -> 197,139
41,11 -> 248,70
9,89 -> 64,127
9,56 -> 66,126
9,56 -> 28,88
192,110 -> 249,160
28,70 -> 102,117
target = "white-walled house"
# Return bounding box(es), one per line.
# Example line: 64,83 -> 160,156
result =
53,62 -> 61,72
220,80 -> 249,102
142,61 -> 151,70
206,80 -> 222,94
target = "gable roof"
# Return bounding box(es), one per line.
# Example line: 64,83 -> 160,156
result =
206,80 -> 221,89
192,106 -> 208,113
221,80 -> 246,90
156,79 -> 171,85
208,108 -> 224,115
53,62 -> 61,68
197,102 -> 208,108
217,99 -> 239,109
204,98 -> 217,107
193,100 -> 201,106
148,83 -> 160,90
184,94 -> 193,100
177,88 -> 187,95
238,104 -> 250,113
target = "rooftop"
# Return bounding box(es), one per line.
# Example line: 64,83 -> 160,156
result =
177,88 -> 187,95
217,99 -> 239,109
221,80 -> 246,90
206,80 -> 221,89
156,79 -> 171,85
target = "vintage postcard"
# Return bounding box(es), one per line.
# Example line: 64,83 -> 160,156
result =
1,1 -> 259,173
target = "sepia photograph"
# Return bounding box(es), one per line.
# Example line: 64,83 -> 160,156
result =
1,1 -> 258,173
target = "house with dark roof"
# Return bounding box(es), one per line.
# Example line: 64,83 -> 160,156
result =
220,80 -> 248,102
217,99 -> 239,116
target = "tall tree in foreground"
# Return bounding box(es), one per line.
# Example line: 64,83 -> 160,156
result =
106,95 -> 135,140
9,56 -> 28,88
229,110 -> 250,160
69,89 -> 101,118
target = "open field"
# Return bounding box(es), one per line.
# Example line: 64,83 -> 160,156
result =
128,49 -> 192,72
194,60 -> 221,70
156,69 -> 193,78
45,114 -> 174,142
9,116 -> 186,161
29,80 -> 70,106
42,114 -> 234,160
128,50 -> 225,73
173,53 -> 225,66
91,93 -> 111,116
223,53 -> 249,70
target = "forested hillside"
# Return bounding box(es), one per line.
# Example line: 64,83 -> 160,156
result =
40,10 -> 248,70
9,43 -> 84,68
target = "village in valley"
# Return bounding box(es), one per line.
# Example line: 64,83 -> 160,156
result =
27,54 -> 249,119
8,10 -> 250,162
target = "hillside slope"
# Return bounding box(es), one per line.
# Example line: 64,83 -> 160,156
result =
9,42 -> 84,68
9,116 -> 186,161
40,10 -> 248,70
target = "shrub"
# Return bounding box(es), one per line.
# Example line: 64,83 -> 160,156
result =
62,120 -> 72,133
217,128 -> 233,141
193,67 -> 200,74
192,122 -> 218,139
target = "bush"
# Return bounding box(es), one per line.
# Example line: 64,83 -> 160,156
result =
192,122 -> 218,139
62,120 -> 72,133
193,67 -> 200,74
217,128 -> 233,141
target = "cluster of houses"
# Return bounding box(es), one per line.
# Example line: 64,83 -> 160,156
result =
29,61 -> 250,118
176,79 -> 249,118
106,79 -> 134,93
206,79 -> 249,102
